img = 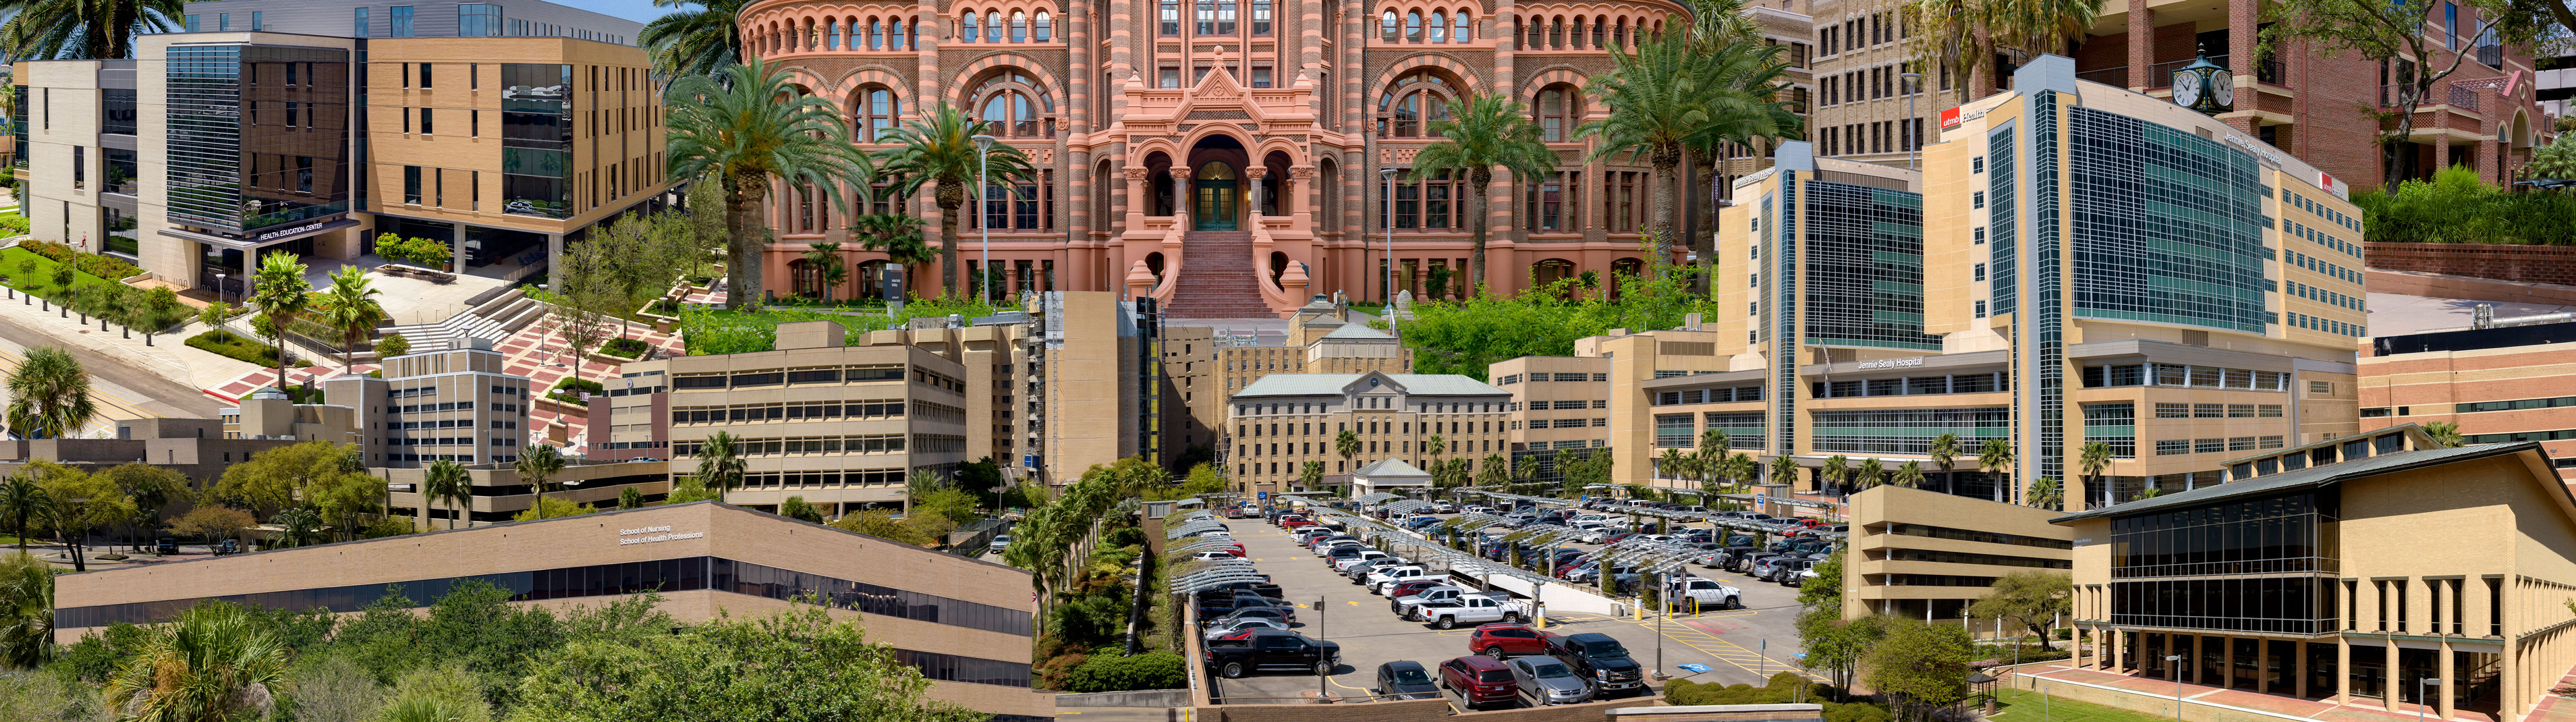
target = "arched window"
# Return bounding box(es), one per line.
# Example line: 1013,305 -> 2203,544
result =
1196,0 -> 1214,34
1590,16 -> 1605,47
1252,0 -> 1271,34
825,21 -> 840,49
892,20 -> 907,49
961,11 -> 978,40
1614,18 -> 1626,49
1570,17 -> 1584,48
1377,71 -> 1452,137
1034,11 -> 1051,40
986,10 -> 1004,40
1427,11 -> 1445,43
1548,18 -> 1563,48
1405,11 -> 1422,42
1524,18 -> 1541,49
1536,84 -> 1577,141
1011,11 -> 1028,41
1451,11 -> 1468,42
868,20 -> 883,49
856,84 -> 899,141
967,70 -> 1055,137
1382,11 -> 1399,41
1217,0 -> 1236,33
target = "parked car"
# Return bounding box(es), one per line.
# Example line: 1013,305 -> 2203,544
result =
1203,617 -> 1292,641
1439,655 -> 1520,710
1415,592 -> 1533,630
1374,661 -> 1441,700
155,538 -> 179,555
1507,657 -> 1594,705
1210,607 -> 1295,629
1343,557 -> 1401,581
1198,581 -> 1285,600
1188,550 -> 1236,561
1432,501 -> 1457,513
986,534 -> 1011,555
214,540 -> 240,555
1198,593 -> 1295,621
1469,623 -> 1550,659
1365,565 -> 1430,593
1204,630 -> 1340,678
1665,578 -> 1743,611
1382,579 -> 1445,603
1542,632 -> 1645,697
1772,558 -> 1820,585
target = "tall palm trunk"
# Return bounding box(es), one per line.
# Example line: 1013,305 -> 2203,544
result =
1465,167 -> 1493,298
722,171 -> 766,308
1650,150 -> 1681,251
1689,148 -> 1718,295
936,182 -> 967,299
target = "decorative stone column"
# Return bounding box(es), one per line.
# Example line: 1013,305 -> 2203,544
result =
1245,165 -> 1268,217
1175,167 -> 1194,221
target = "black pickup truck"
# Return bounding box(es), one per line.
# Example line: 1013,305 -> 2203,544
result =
1196,581 -> 1285,600
1542,632 -> 1646,697
1204,630 -> 1340,678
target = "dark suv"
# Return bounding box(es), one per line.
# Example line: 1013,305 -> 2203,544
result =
1542,632 -> 1645,696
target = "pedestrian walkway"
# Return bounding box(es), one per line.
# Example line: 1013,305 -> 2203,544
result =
494,312 -> 687,455
0,291 -> 254,391
2013,662 -> 2519,722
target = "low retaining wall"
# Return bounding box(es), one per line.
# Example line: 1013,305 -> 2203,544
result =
1057,689 -> 1191,707
2009,669 -> 2311,722
2367,269 -> 2576,306
2365,242 -> 2576,288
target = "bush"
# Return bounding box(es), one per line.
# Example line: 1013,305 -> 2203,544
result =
2356,165 -> 2576,246
17,240 -> 140,279
1061,651 -> 1187,693
598,337 -> 649,359
187,329 -> 283,366
548,377 -> 606,406
376,332 -> 412,358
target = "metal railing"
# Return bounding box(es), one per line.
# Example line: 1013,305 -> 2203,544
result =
2076,66 -> 2129,88
2448,84 -> 2481,110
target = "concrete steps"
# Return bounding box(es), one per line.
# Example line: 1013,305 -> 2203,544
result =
1164,231 -> 1277,318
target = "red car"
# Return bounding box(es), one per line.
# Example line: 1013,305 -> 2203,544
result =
1384,579 -> 1443,600
1283,517 -> 1316,530
1438,655 -> 1519,709
1468,623 -> 1548,659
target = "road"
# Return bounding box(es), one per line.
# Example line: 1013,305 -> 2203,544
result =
0,308 -> 221,428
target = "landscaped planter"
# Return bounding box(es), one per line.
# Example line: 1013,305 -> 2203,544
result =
532,393 -> 590,420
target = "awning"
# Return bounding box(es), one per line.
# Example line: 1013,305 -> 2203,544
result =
157,216 -> 359,252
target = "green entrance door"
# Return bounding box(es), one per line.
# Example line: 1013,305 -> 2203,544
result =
1194,161 -> 1237,230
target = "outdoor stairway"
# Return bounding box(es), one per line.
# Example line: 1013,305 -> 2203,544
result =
381,289 -> 549,352
1161,231 -> 1277,318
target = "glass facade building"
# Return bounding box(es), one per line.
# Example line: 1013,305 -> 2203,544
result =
165,45 -> 352,235
2067,106 -> 2275,334
1801,182 -> 1940,351
500,63 -> 572,219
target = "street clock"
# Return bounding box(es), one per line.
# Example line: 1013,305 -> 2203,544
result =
2171,55 -> 2233,115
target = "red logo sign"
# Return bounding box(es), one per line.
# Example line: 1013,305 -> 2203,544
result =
1940,107 -> 1962,130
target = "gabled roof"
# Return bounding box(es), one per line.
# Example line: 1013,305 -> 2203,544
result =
1354,458 -> 1432,478
1233,372 -> 1507,398
2052,441 -> 2544,523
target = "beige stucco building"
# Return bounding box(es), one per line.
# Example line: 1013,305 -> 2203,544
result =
1225,370 -> 1509,495
1842,484 -> 2073,621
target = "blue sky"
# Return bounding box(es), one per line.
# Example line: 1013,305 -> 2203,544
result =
592,0 -> 685,24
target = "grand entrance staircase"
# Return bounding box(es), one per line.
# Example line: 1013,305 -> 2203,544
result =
1160,231 -> 1275,318
379,288 -> 549,353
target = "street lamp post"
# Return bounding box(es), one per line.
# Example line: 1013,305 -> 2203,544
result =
973,134 -> 995,304
1902,72 -> 1924,171
2417,677 -> 2436,722
2164,655 -> 2184,722
1379,167 -> 1397,305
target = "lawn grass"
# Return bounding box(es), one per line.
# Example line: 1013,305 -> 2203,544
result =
0,246 -> 115,300
1990,687 -> 2172,722
187,329 -> 283,366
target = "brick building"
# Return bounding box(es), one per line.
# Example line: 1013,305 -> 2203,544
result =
2359,316 -> 2576,482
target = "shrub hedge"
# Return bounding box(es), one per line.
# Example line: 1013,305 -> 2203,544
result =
187,329 -> 283,366
1059,651 -> 1187,693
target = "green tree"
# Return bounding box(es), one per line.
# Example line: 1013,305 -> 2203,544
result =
874,103 -> 1037,300
849,213 -> 939,299
249,251 -> 312,384
0,476 -> 47,552
2025,476 -> 2063,510
511,497 -> 598,522
1334,428 -> 1361,476
96,462 -> 188,552
0,0 -> 186,61
2079,440 -> 2113,507
1892,460 -> 1926,490
37,464 -> 130,572
1928,432 -> 1959,492
1864,617 -> 1974,722
507,606 -> 981,722
665,59 -> 875,308
2533,132 -> 2576,179
1853,457 -> 1885,491
307,471 -> 383,543
424,459 -> 474,531
168,506 -> 254,548
273,507 -> 325,548
0,552 -> 52,669
802,241 -> 849,302
1768,454 -> 1800,491
1978,437 -> 2014,501
516,445 -> 568,520
695,431 -> 748,500
1298,460 -> 1324,491
2422,421 -> 2465,448
618,486 -> 647,510
2260,0 -> 2542,185
312,266 -> 387,373
1820,454 -> 1849,494
1967,569 -> 2072,650
103,603 -> 289,722
1907,0 -> 2099,119
211,441 -> 348,518
779,496 -> 827,524
4,345 -> 96,439
1797,609 -> 1883,700
1581,17 -> 1801,283
832,509 -> 943,546
1411,92 -> 1560,296
638,0 -> 749,80
376,663 -> 493,722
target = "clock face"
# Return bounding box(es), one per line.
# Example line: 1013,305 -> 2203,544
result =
2173,70 -> 2203,107
2211,71 -> 2235,108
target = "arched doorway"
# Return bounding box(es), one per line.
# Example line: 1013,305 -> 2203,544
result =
1196,161 -> 1238,230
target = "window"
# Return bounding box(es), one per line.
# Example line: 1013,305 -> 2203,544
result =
1405,11 -> 1422,42
219,12 -> 229,30
391,5 -> 416,36
458,3 -> 503,36
962,11 -> 980,41
418,63 -> 433,89
1009,11 -> 1028,41
1378,71 -> 1451,137
405,166 -> 423,204
1163,0 -> 1181,34
1452,11 -> 1469,41
1035,11 -> 1053,40
857,86 -> 899,140
420,107 -> 434,134
974,88 -> 1044,137
71,146 -> 84,189
1428,11 -> 1447,42
251,11 -> 262,30
1216,0 -> 1236,34
1973,191 -> 1985,209
1536,84 -> 1577,141
1382,11 -> 1399,41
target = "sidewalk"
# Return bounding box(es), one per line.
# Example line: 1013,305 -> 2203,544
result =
0,293 -> 257,392
2013,662 -> 2510,722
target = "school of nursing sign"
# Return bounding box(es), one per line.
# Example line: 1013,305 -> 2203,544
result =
617,525 -> 706,545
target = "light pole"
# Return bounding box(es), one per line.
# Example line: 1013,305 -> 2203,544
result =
973,134 -> 995,304
2417,677 -> 2436,722
1902,72 -> 1923,171
2164,655 -> 2183,722
1379,167 -> 1397,306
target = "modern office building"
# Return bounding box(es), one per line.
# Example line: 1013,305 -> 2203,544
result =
584,366 -> 671,464
222,386 -> 361,444
381,458 -> 671,526
51,501 -> 1053,721
1803,0 -> 1950,171
177,0 -> 642,45
618,321 -> 970,515
2359,316 -> 2576,482
320,341 -> 534,468
1224,370 -> 1509,493
2053,424 -> 2576,720
1489,355 -> 1613,478
13,25 -> 671,300
1842,484 -> 2073,621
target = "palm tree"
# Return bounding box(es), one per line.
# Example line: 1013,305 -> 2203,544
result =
800,241 -> 849,302
2079,441 -> 2114,507
1908,0 -> 2097,107
310,266 -> 386,372
1724,452 -> 1757,493
423,459 -> 472,531
272,507 -> 323,548
1929,432 -> 1961,493
1766,454 -> 1800,491
1580,22 -> 1802,273
1656,447 -> 1688,484
0,552 -> 51,669
665,59 -> 875,309
0,0 -> 186,61
1410,93 -> 1559,297
103,603 -> 289,722
694,431 -> 748,500
1299,461 -> 1324,491
1978,438 -> 2015,503
0,478 -> 43,551
249,251 -> 311,386
1893,461 -> 1926,489
638,0 -> 748,80
1854,457 -> 1886,490
2025,476 -> 2064,510
1820,454 -> 1849,495
1335,428 -> 1361,472
874,103 -> 1036,300
2421,422 -> 2465,449
850,213 -> 939,298
1425,434 -> 1447,464
515,444 -> 567,520
5,345 -> 96,439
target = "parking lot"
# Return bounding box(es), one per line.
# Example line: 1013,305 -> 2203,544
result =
1201,509 -> 1824,710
